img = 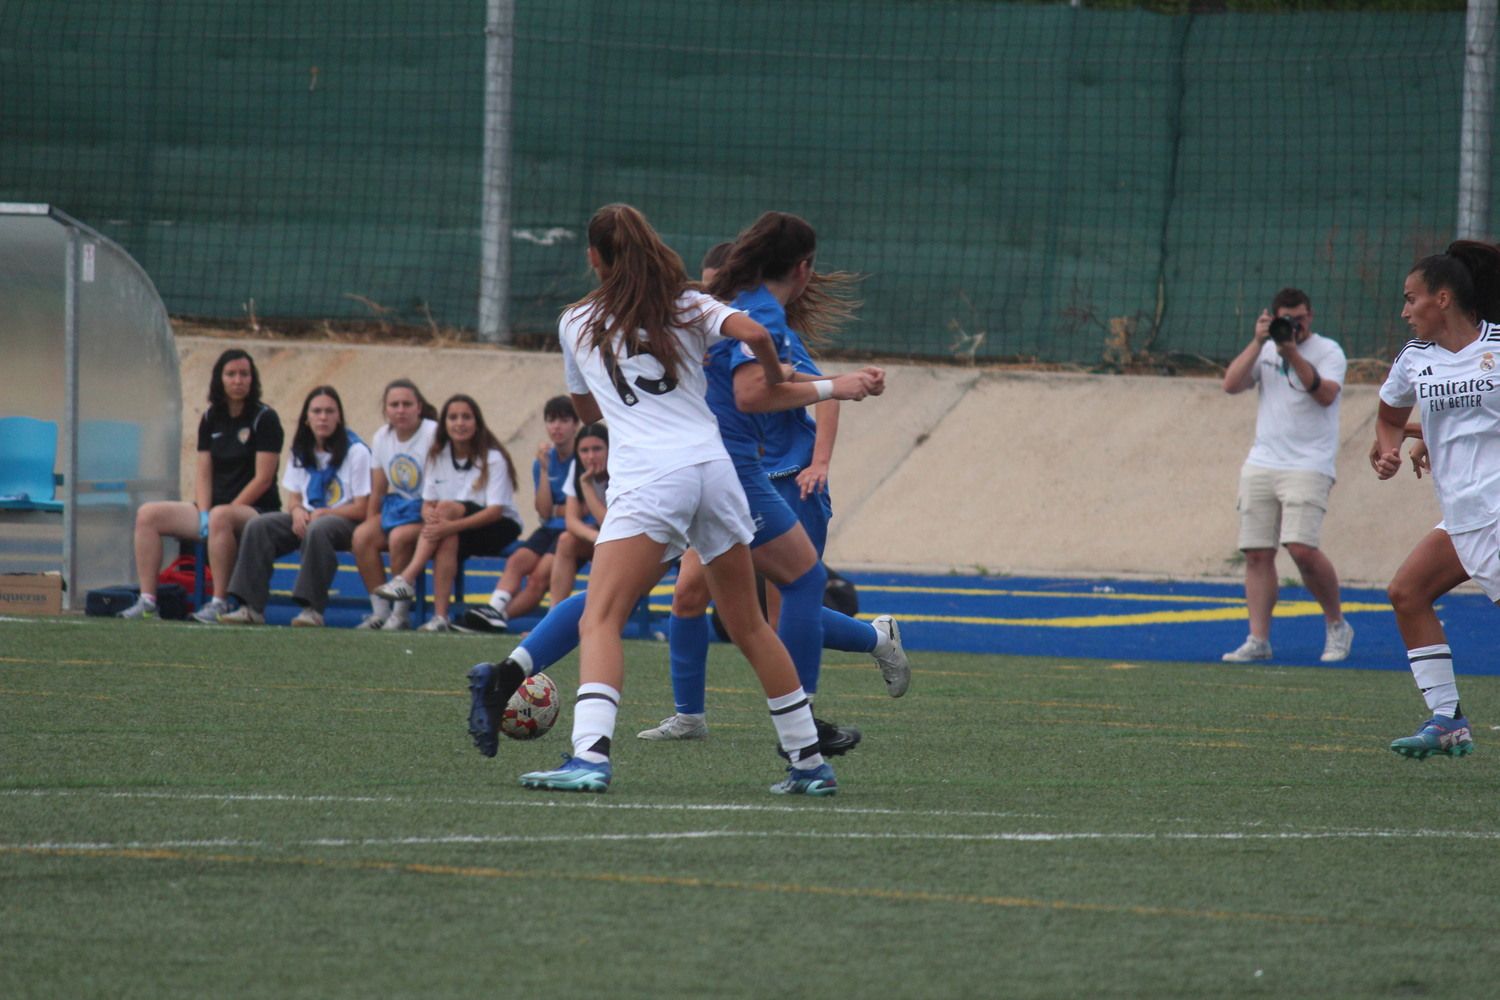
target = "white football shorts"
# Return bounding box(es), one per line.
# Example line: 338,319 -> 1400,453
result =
1443,518 -> 1500,602
596,458 -> 754,564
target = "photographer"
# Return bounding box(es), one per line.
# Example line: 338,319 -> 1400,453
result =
1220,287 -> 1354,663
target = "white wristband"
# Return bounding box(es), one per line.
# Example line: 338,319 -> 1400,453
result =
813,379 -> 834,402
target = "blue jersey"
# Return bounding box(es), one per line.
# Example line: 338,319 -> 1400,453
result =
531,447 -> 571,531
703,284 -> 793,465
761,330 -> 822,478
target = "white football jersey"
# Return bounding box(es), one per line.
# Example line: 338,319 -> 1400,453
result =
421,445 -> 520,523
1380,322 -> 1500,532
371,419 -> 438,500
560,290 -> 741,494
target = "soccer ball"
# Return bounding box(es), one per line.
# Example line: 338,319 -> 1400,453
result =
500,673 -> 560,741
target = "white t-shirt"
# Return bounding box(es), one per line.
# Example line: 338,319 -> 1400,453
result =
281,440 -> 374,509
1379,323 -> 1500,532
561,459 -> 609,506
371,419 -> 438,499
421,444 -> 521,523
560,290 -> 740,494
1245,333 -> 1348,479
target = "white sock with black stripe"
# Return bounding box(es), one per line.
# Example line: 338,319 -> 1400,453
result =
571,682 -> 619,763
1408,644 -> 1460,717
767,688 -> 823,770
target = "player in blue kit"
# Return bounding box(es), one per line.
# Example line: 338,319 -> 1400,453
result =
641,218 -> 909,746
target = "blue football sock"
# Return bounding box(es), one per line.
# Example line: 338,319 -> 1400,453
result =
668,613 -> 710,715
821,606 -> 878,653
776,562 -> 827,695
518,591 -> 586,673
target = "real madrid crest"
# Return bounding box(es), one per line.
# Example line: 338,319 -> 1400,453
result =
1481,352 -> 1496,373
238,427 -> 251,444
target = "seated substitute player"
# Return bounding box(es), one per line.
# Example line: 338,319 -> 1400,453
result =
464,396 -> 580,632
374,394 -> 523,632
548,421 -> 609,603
220,385 -> 372,626
351,378 -> 439,631
1370,240 -> 1500,759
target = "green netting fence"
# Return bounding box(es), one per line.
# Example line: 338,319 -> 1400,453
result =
0,1 -> 1490,364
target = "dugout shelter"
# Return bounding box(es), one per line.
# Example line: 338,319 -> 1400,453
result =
0,204 -> 181,609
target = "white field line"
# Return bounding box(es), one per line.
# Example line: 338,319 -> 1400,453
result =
7,828 -> 1500,855
0,788 -> 1051,820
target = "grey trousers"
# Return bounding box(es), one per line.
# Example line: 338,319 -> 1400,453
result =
227,512 -> 356,613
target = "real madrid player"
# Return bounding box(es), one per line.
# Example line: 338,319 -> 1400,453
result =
489,203 -> 881,795
352,379 -> 439,630
1372,240 -> 1500,759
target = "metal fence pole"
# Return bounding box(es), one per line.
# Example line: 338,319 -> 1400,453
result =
1459,0 -> 1497,239
478,0 -> 515,343
61,228 -> 80,610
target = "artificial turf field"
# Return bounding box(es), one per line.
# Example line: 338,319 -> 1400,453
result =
3,617 -> 1498,999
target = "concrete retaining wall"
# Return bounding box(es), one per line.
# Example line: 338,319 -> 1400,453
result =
177,336 -> 1439,587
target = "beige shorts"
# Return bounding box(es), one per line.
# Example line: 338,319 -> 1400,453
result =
1236,464 -> 1334,550
1445,519 -> 1500,602
596,459 -> 754,564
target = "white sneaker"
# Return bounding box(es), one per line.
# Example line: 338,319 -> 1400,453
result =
373,577 -> 416,601
219,605 -> 265,626
418,616 -> 452,632
117,595 -> 158,620
1221,635 -> 1271,662
355,612 -> 387,630
1320,620 -> 1355,662
637,714 -> 708,741
191,598 -> 228,624
871,615 -> 911,697
381,612 -> 410,632
290,608 -> 325,628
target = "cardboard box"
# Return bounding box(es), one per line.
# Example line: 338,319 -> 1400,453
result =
0,573 -> 64,616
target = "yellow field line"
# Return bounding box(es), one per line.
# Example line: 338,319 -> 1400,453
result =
2,844 -> 1365,928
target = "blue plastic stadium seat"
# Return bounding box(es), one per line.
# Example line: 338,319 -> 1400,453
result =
76,418 -> 141,507
0,416 -> 64,512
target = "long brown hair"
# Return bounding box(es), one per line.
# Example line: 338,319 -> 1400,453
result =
429,394 -> 517,494
570,204 -> 693,381
707,211 -> 860,349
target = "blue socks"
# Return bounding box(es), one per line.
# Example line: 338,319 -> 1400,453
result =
517,591 -> 587,674
821,606 -> 877,653
776,562 -> 827,695
668,613 -> 710,715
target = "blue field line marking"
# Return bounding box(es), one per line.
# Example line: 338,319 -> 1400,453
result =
262,555 -> 1498,675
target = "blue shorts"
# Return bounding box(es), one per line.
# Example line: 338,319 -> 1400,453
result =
771,475 -> 832,556
734,459 -> 800,549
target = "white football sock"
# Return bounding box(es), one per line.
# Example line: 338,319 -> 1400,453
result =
571,682 -> 620,763
370,594 -> 392,617
489,589 -> 512,613
767,688 -> 823,770
1409,644 -> 1460,717
509,646 -> 535,675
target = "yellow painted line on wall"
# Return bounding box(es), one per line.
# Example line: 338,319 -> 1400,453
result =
855,600 -> 1389,629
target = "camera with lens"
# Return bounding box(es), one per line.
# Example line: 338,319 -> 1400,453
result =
1267,315 -> 1302,345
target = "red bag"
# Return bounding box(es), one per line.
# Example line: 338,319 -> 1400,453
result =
158,554 -> 211,594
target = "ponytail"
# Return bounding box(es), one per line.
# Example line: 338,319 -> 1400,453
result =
572,204 -> 691,381
1412,240 -> 1500,323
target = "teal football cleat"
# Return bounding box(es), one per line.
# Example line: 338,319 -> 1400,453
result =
1390,715 -> 1475,760
519,755 -> 612,793
769,762 -> 838,797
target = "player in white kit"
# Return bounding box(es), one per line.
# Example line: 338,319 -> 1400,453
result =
515,204 -> 881,794
1372,240 -> 1500,759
